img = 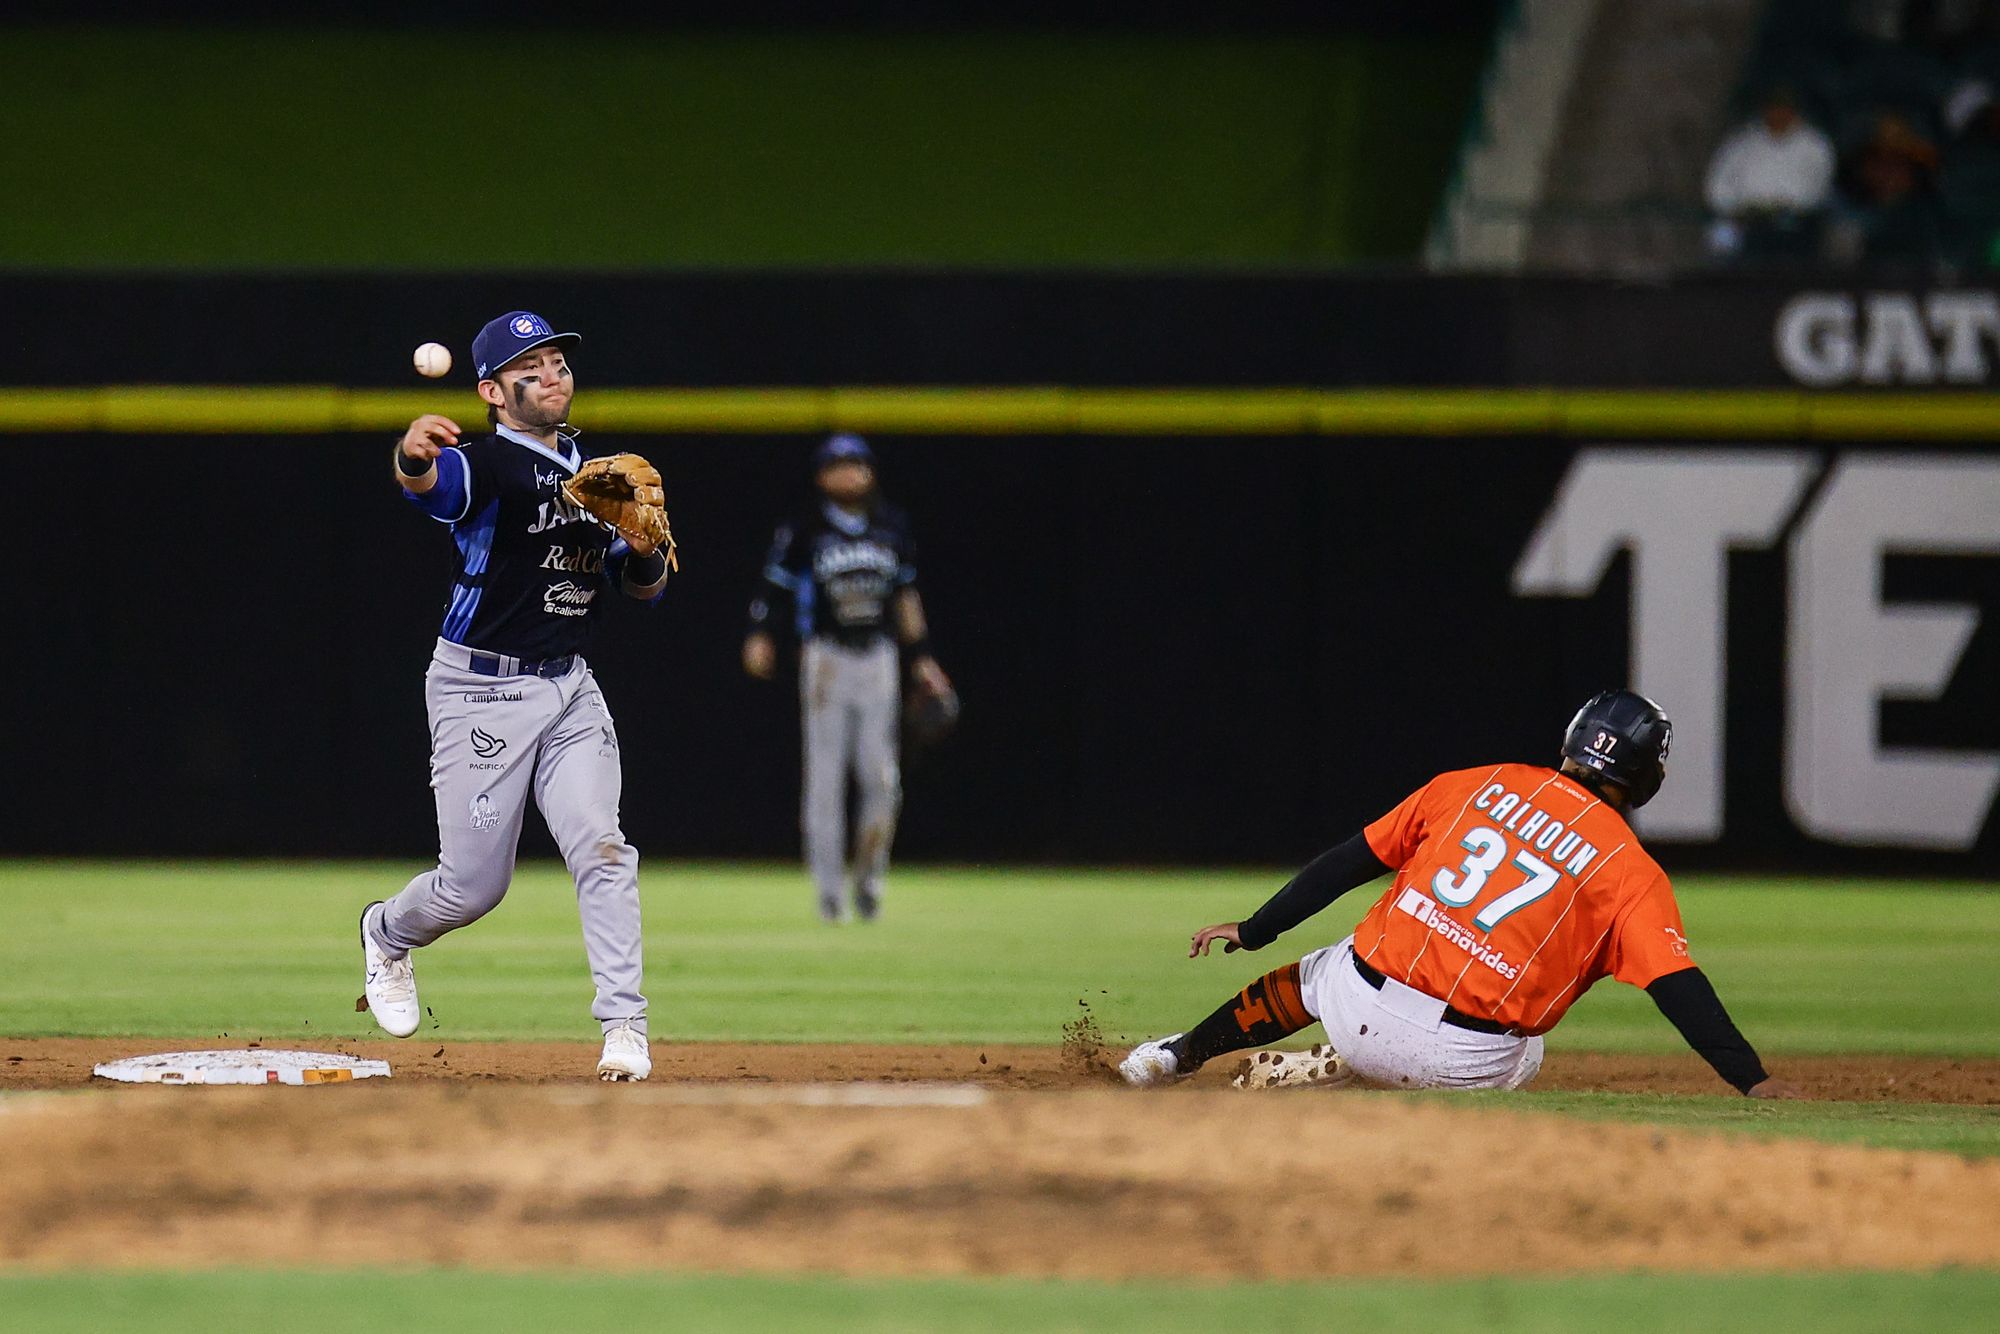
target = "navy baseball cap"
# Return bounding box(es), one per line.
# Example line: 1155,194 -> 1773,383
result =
472,310 -> 581,381
813,433 -> 875,469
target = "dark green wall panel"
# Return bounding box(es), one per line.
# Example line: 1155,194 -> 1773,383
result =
0,27 -> 1485,269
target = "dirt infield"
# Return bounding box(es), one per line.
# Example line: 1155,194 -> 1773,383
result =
1,1039 -> 1998,1281
4,1037 -> 1999,1102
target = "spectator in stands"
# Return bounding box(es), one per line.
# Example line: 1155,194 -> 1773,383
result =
1824,111 -> 1944,265
1703,87 -> 1837,262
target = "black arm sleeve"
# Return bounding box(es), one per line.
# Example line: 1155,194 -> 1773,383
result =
1646,967 -> 1769,1094
394,441 -> 432,477
1235,832 -> 1394,951
620,547 -> 669,596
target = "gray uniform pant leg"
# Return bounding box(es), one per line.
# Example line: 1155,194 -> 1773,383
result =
849,640 -> 902,903
377,655 -> 645,1035
800,639 -> 902,916
378,659 -> 543,954
533,667 -> 647,1035
801,641 -> 855,916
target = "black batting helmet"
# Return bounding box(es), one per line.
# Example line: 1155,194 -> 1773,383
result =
1560,690 -> 1671,808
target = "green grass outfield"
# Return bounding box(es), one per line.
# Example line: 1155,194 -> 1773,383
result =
1393,1090 -> 2000,1158
1,861 -> 1993,1055
6,859 -> 1998,1156
2,1268 -> 1996,1333
4,863 -> 1996,1328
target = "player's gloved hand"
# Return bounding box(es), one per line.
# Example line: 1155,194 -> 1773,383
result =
563,453 -> 679,571
1747,1076 -> 1805,1099
1189,922 -> 1247,957
902,672 -> 960,750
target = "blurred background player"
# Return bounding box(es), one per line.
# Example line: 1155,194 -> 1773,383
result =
1121,691 -> 1804,1100
743,434 -> 952,923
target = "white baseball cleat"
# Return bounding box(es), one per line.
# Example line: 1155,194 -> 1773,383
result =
1119,1034 -> 1192,1087
1232,1043 -> 1355,1091
358,901 -> 420,1039
597,1020 -> 651,1082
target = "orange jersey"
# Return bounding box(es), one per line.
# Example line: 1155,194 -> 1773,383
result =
1352,763 -> 1694,1035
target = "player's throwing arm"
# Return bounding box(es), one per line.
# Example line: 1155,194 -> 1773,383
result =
395,413 -> 461,484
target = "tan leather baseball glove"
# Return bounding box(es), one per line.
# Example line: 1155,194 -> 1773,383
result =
562,453 -> 679,572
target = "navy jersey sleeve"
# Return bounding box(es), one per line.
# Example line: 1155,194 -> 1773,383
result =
402,447 -> 475,524
748,523 -> 807,634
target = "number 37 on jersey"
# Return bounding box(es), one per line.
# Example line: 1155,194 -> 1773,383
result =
1414,777 -> 1605,932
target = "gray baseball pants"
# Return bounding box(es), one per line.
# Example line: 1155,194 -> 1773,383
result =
374,638 -> 646,1035
801,637 -> 901,919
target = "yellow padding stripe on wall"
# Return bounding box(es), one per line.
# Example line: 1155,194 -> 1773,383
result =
0,386 -> 1993,438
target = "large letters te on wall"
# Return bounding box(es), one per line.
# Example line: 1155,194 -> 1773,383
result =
1514,448 -> 2000,851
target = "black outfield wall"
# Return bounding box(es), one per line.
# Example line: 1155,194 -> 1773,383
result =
6,273 -> 1998,870
15,432 -> 1996,872
13,270 -> 2000,389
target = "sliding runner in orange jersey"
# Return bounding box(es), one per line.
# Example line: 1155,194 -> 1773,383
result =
1121,691 -> 1802,1098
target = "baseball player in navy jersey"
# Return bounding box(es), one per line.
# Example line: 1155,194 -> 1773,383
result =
359,311 -> 673,1081
743,435 -> 952,922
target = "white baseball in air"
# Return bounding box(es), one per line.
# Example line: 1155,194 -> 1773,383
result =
413,342 -> 453,378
